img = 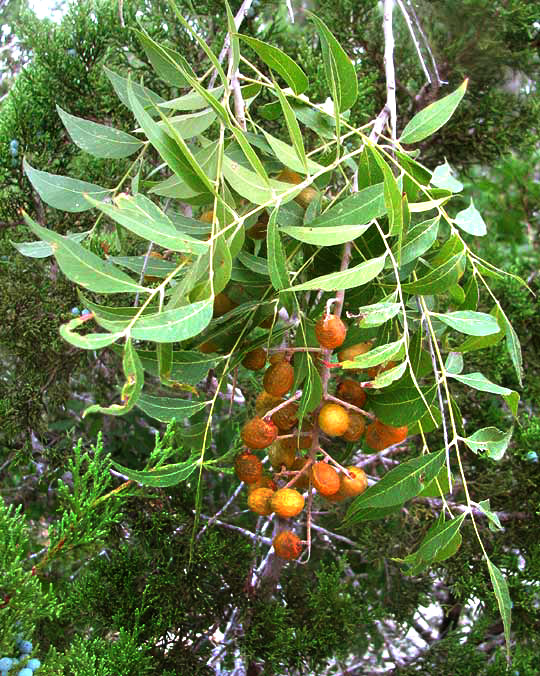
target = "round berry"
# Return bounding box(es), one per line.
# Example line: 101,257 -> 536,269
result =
18,669 -> 33,676
0,658 -> 14,671
71,307 -> 80,315
525,451 -> 538,463
26,659 -> 40,670
81,309 -> 91,316
17,641 -> 31,654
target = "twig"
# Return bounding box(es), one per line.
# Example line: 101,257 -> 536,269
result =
383,0 -> 397,142
285,0 -> 295,23
405,0 -> 444,87
197,482 -> 245,539
134,242 -> 153,307
396,0 -> 431,84
209,0 -> 255,89
198,513 -> 273,545
263,390 -> 302,420
118,0 -> 125,27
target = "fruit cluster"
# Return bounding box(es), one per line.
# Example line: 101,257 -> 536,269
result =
233,313 -> 410,561
0,637 -> 41,675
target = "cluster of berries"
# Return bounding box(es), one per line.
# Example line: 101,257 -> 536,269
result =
234,313 -> 410,561
0,638 -> 40,675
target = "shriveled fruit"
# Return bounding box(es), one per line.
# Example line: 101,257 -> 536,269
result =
339,466 -> 368,498
248,487 -> 275,515
263,360 -> 294,397
365,420 -> 408,451
311,462 -> 340,496
234,451 -> 263,484
268,440 -> 296,471
242,417 -> 278,449
277,168 -> 318,209
273,530 -> 303,560
367,360 -> 396,379
269,352 -> 286,365
242,347 -> 267,371
291,456 -> 311,490
337,342 -> 372,368
198,339 -> 219,354
248,473 -> 276,493
213,292 -> 236,318
255,391 -> 282,416
246,211 -> 269,239
271,488 -> 305,518
318,403 -> 350,437
336,378 -> 367,409
272,402 -> 299,432
315,314 -> 347,350
343,412 -> 366,442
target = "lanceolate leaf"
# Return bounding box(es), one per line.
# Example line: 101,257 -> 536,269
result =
486,558 -> 512,662
400,217 -> 440,265
104,66 -> 165,114
448,371 -> 513,396
134,28 -> 190,87
129,301 -> 213,343
11,230 -> 90,258
60,316 -> 123,350
401,252 -> 465,295
56,106 -> 143,159
500,309 -> 523,387
24,213 -> 147,294
272,76 -> 308,172
136,393 -> 207,422
341,339 -> 403,370
24,160 -> 111,213
308,183 -> 385,229
237,35 -> 308,95
86,193 -> 208,255
369,386 -> 437,426
267,208 -> 289,291
262,130 -> 324,175
111,458 -> 198,487
369,361 -> 408,388
307,12 -> 357,112
287,254 -> 386,292
344,449 -> 446,521
370,146 -> 404,236
401,513 -> 466,574
400,80 -> 468,144
222,154 -> 298,205
431,311 -> 500,336
281,222 -> 372,246
355,300 -> 401,328
159,85 -> 224,111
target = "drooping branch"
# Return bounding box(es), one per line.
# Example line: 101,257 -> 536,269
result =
383,0 -> 397,142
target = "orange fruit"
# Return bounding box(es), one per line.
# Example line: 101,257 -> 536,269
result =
268,441 -> 296,471
276,168 -> 318,209
242,417 -> 278,450
248,487 -> 275,515
336,379 -> 367,409
199,210 -> 214,223
242,347 -> 267,371
273,530 -> 303,560
213,292 -> 236,318
311,462 -> 340,496
269,352 -> 286,365
234,451 -> 263,484
248,474 -> 276,493
263,360 -> 294,397
272,402 -> 299,432
255,391 -> 282,416
365,420 -> 408,451
339,466 -> 368,498
270,488 -> 305,518
318,403 -> 350,437
315,314 -> 347,350
342,412 -> 366,442
291,457 -> 311,490
337,342 -> 372,369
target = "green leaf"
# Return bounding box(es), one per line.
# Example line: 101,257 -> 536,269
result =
267,208 -> 289,292
345,449 -> 446,521
111,458 -> 198,487
24,160 -> 111,213
400,80 -> 468,144
281,221 -> 372,246
448,371 -> 513,396
307,12 -> 357,112
476,499 -> 504,532
230,128 -> 270,186
86,193 -> 208,255
104,65 -> 165,114
159,85 -> 224,111
370,146 -> 404,237
431,311 -> 500,336
462,426 -> 513,461
400,217 -> 439,266
237,250 -> 269,276
225,2 -> 240,74
132,348 -> 218,385
444,352 -> 464,375
11,230 -> 90,258
83,338 -> 144,417
129,301 -> 213,343
308,183 -> 386,229
24,213 -> 147,294
341,339 -> 403,370
370,385 -> 437,426
237,35 -> 308,95
287,254 -> 386,292
430,161 -> 463,193
134,28 -> 190,87
355,300 -> 401,328
262,130 -> 324,175
56,106 -> 143,159
417,466 -> 452,497
149,109 -> 217,140
136,393 -> 207,422
299,361 -> 323,416
369,361 -> 408,388
454,199 -> 487,236
59,316 -> 123,350
222,154 -> 297,205
486,557 -> 512,662
110,255 -> 178,278
402,513 -> 466,574
401,252 -> 465,295
272,76 -> 308,172
500,310 -> 523,387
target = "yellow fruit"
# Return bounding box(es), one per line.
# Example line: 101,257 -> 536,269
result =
234,451 -> 263,484
365,421 -> 408,451
242,347 -> 267,371
315,314 -> 347,350
270,488 -> 305,518
272,402 -> 299,432
311,461 -> 340,496
277,168 -> 318,209
242,417 -> 278,450
255,391 -> 282,416
200,210 -> 214,223
263,360 -> 294,398
343,412 -> 366,442
336,379 -> 367,409
273,530 -> 303,560
248,487 -> 275,515
268,440 -> 296,471
213,292 -> 236,318
339,466 -> 368,498
318,403 -> 350,437
337,342 -> 372,368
